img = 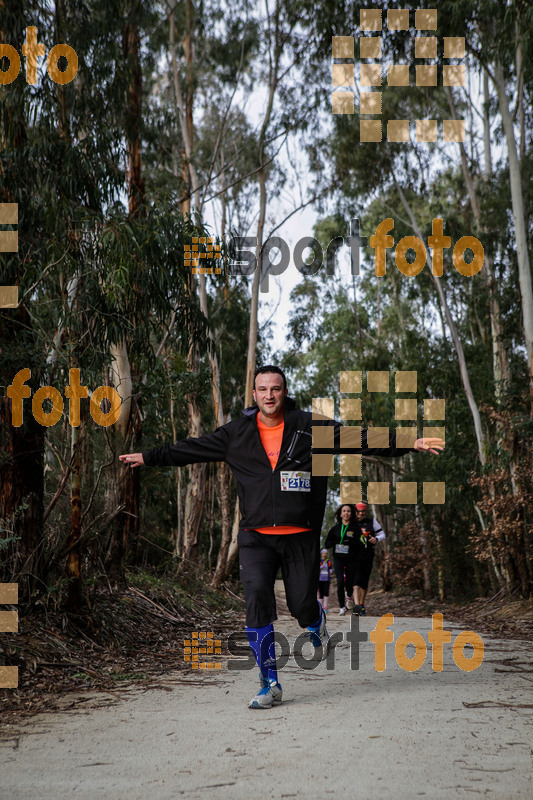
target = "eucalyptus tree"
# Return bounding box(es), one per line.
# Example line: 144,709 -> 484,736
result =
0,0 -> 126,599
279,0 -> 532,597
142,0 -> 261,570
0,0 -> 207,604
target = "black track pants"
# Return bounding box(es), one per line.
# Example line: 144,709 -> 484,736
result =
238,529 -> 321,628
333,557 -> 356,608
353,553 -> 374,591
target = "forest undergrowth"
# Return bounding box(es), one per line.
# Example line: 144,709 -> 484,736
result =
0,567 -> 244,725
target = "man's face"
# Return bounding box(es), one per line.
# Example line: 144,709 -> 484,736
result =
356,508 -> 366,521
253,372 -> 287,418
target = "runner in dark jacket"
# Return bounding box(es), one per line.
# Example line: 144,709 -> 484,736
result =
120,365 -> 445,709
353,502 -> 386,615
324,504 -> 360,615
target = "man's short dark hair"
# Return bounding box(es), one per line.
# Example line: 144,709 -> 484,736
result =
254,365 -> 287,391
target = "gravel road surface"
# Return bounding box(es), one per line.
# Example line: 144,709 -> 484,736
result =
1,612 -> 532,799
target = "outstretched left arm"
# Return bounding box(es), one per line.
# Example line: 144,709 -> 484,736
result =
413,437 -> 445,455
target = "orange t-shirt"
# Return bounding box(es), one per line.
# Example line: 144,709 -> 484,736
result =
253,417 -> 311,535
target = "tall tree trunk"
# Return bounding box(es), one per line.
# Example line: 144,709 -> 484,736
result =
168,3 -> 207,565
445,86 -> 510,402
0,12 -> 44,599
107,9 -> 145,582
229,1 -> 284,575
482,70 -> 492,181
211,463 -> 233,586
169,3 -> 234,573
492,61 -> 533,396
446,84 -> 522,587
197,274 -> 233,586
395,182 -> 487,465
183,352 -> 206,564
124,16 -> 144,217
415,505 -> 432,598
515,18 -> 525,163
108,341 -> 140,580
168,387 -> 184,557
0,394 -> 44,600
66,423 -> 82,613
244,2 -> 281,406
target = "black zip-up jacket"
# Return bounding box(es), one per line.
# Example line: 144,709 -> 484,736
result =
324,521 -> 360,561
355,515 -> 384,557
142,398 -> 412,532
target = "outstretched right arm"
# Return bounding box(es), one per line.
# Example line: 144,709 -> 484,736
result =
120,426 -> 230,469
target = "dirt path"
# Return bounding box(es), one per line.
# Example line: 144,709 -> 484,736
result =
1,598 -> 532,800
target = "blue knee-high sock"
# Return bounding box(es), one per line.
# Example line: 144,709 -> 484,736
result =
307,601 -> 323,630
246,624 -> 278,684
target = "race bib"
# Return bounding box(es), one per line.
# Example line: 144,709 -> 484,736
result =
335,544 -> 349,555
280,471 -> 311,492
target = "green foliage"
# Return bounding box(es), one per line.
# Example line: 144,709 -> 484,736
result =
1,0 -> 532,604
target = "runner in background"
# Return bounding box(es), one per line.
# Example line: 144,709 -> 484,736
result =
324,504 -> 359,615
318,548 -> 332,613
353,502 -> 386,616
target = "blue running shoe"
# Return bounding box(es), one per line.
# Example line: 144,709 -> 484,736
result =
359,605 -> 366,616
306,611 -> 331,661
248,672 -> 283,709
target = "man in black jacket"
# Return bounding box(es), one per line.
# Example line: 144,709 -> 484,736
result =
120,365 -> 444,709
